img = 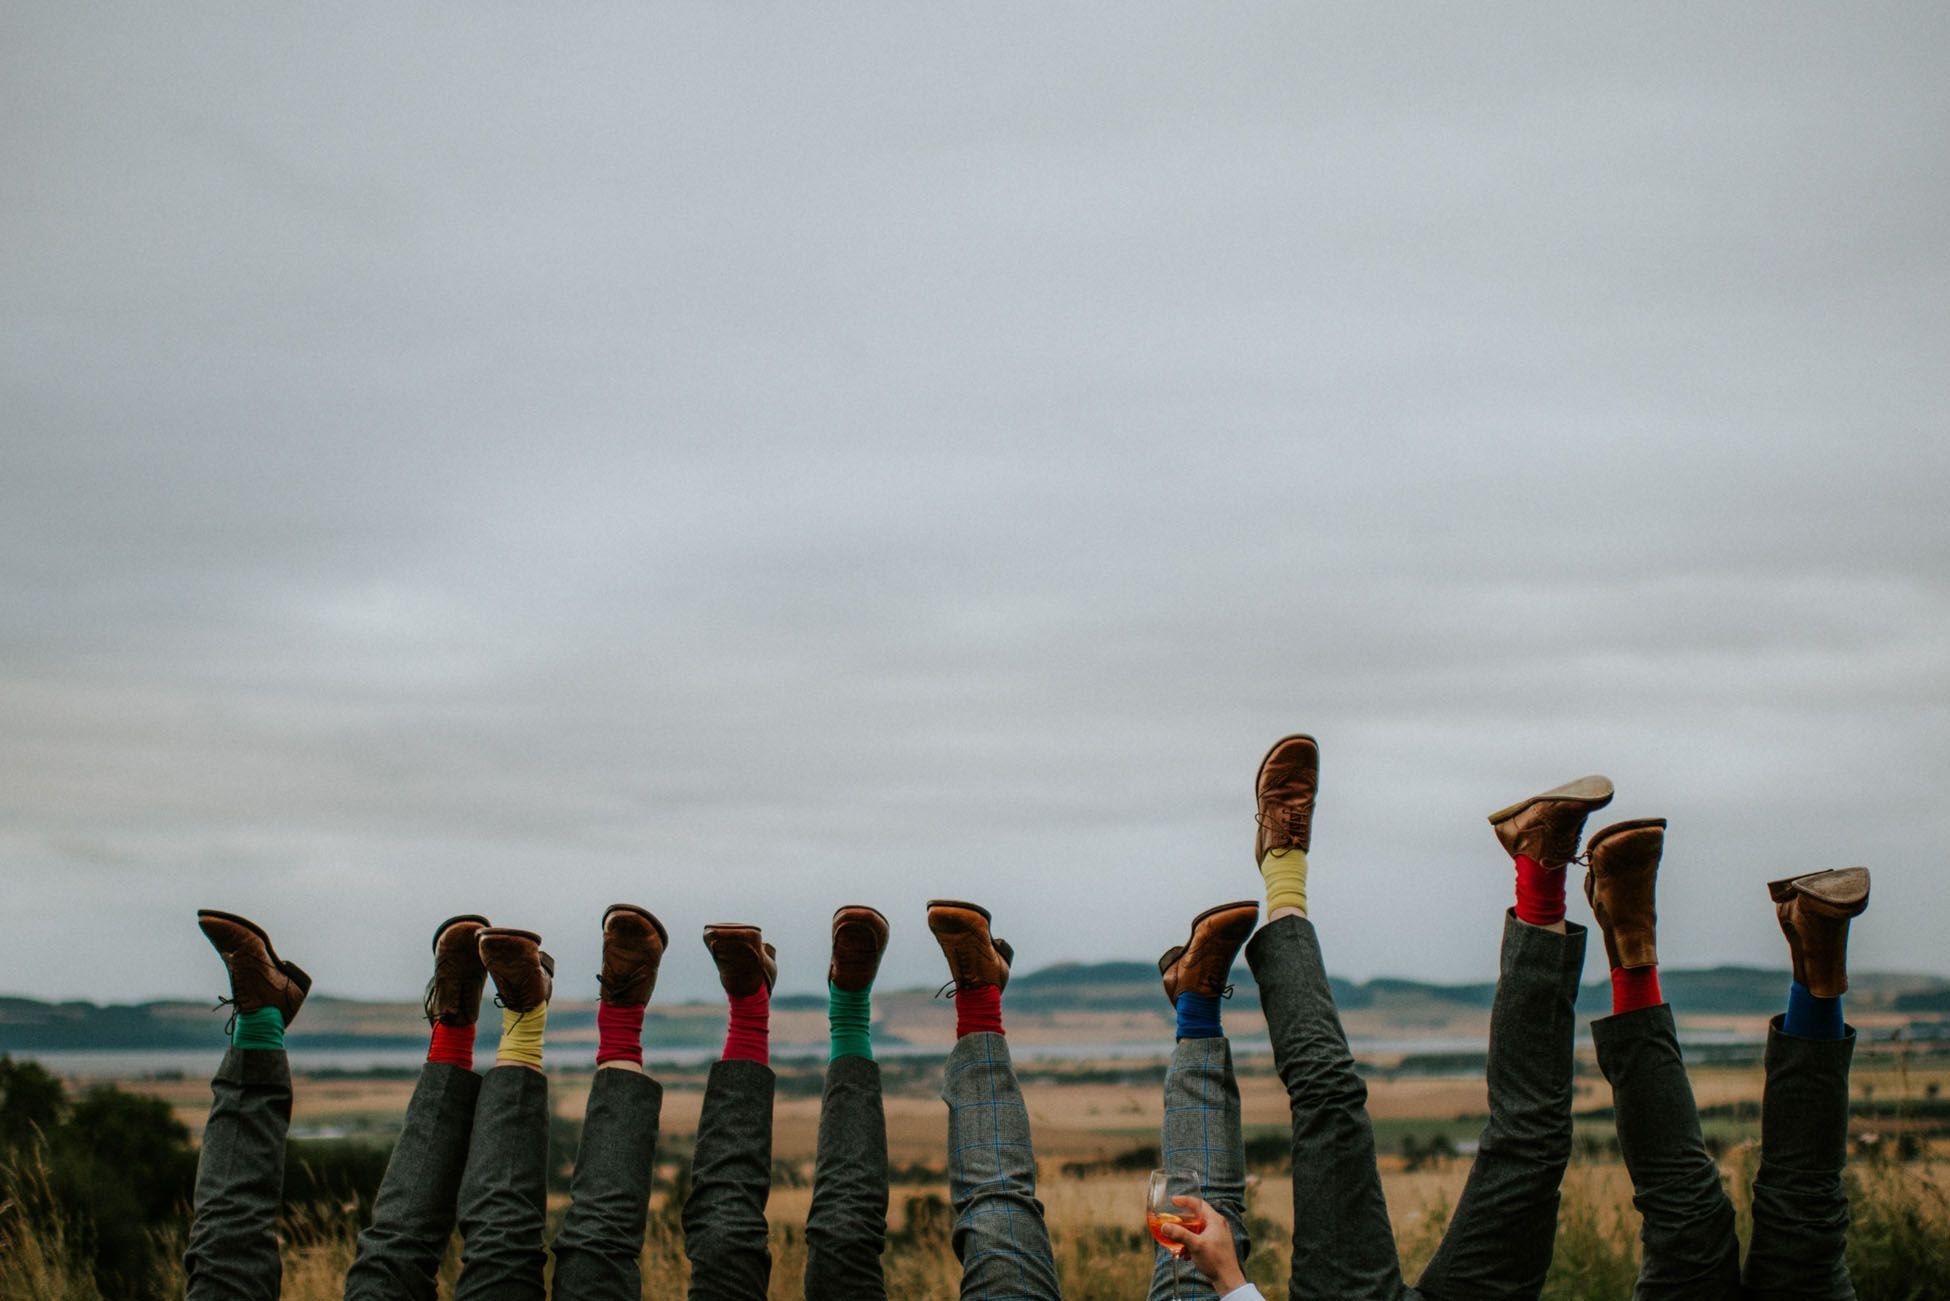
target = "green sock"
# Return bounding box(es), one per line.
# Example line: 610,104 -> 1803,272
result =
828,981 -> 874,1062
1260,847 -> 1309,915
232,1006 -> 285,1051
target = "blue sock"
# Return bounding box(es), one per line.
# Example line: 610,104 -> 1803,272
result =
1174,991 -> 1222,1040
1784,980 -> 1844,1040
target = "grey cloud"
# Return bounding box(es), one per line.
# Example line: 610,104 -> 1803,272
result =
2,4 -> 1947,1003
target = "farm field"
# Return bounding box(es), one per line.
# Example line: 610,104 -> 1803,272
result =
24,1036 -> 1938,1300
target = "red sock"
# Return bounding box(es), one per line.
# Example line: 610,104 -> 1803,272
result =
1611,965 -> 1663,1015
596,1001 -> 645,1066
721,987 -> 770,1064
955,984 -> 1005,1038
427,1021 -> 476,1070
1513,854 -> 1567,927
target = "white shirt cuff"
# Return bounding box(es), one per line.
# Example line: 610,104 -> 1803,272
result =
1219,1286 -> 1264,1301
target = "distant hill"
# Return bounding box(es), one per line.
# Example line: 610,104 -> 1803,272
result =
4,961 -> 1945,1055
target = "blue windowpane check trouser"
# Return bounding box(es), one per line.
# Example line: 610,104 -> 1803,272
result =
1149,1035 -> 1251,1301
943,1032 -> 1066,1300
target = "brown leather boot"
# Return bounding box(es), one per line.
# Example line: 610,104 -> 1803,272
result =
197,909 -> 311,1027
600,904 -> 668,1007
1770,867 -> 1870,999
424,914 -> 490,1026
1583,818 -> 1665,969
1159,901 -> 1259,1003
1488,775 -> 1614,869
703,924 -> 777,997
926,900 -> 1014,991
478,928 -> 554,1013
1255,734 -> 1318,863
830,905 -> 890,993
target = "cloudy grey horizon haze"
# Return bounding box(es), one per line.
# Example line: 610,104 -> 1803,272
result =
3,5 -> 1947,1005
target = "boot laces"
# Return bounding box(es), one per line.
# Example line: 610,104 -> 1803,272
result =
491,993 -> 542,1026
599,967 -> 648,1002
1256,803 -> 1310,845
211,995 -> 240,1037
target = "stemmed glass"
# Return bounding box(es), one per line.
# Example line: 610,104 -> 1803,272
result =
1145,1168 -> 1205,1299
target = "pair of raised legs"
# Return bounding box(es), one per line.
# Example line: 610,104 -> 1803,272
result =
182,904 -> 895,1300
1584,820 -> 1868,1301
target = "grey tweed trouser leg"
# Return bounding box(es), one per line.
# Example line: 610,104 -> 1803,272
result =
1248,915 -> 1410,1301
683,1057 -> 776,1300
343,1061 -> 484,1301
552,1065 -> 665,1301
1415,913 -> 1587,1301
805,1054 -> 890,1300
454,1065 -> 552,1301
1742,1018 -> 1857,1301
943,1032 -> 1063,1301
184,1046 -> 290,1301
1593,1003 -> 1740,1301
1148,1036 -> 1251,1301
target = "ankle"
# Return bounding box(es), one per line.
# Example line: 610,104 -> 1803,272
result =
1610,965 -> 1662,1016
428,1021 -> 476,1070
1259,849 -> 1310,916
1174,991 -> 1223,1040
954,983 -> 1005,1038
1512,854 -> 1567,927
722,986 -> 771,1064
1784,980 -> 1845,1040
595,1000 -> 645,1067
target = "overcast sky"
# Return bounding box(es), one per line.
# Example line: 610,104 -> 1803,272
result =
3,5 -> 1946,1005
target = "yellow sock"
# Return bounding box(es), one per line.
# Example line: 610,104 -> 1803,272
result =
1261,848 -> 1309,915
495,1003 -> 547,1070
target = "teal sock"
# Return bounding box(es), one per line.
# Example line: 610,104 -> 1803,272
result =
232,1006 -> 285,1051
828,981 -> 873,1062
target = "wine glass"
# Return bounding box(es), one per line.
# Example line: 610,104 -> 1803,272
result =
1145,1168 -> 1205,1298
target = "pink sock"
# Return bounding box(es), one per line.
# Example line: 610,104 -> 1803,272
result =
955,984 -> 1004,1038
1513,853 -> 1567,927
428,1022 -> 476,1070
1611,965 -> 1663,1015
721,987 -> 770,1064
596,1001 -> 645,1066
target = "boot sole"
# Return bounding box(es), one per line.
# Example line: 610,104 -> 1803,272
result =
925,898 -> 990,921
196,908 -> 313,1002
431,913 -> 491,952
924,901 -> 1012,980
603,903 -> 669,950
478,927 -> 542,942
702,926 -> 777,993
1767,866 -> 1870,913
830,906 -> 890,989
1157,899 -> 1259,1002
1584,817 -> 1668,853
1254,734 -> 1318,794
476,929 -> 551,1010
1486,775 -> 1614,826
833,903 -> 890,929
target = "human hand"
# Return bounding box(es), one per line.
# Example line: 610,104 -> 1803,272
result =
1157,1195 -> 1245,1293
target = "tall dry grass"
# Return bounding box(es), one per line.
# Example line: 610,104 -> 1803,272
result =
9,1157 -> 1948,1300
